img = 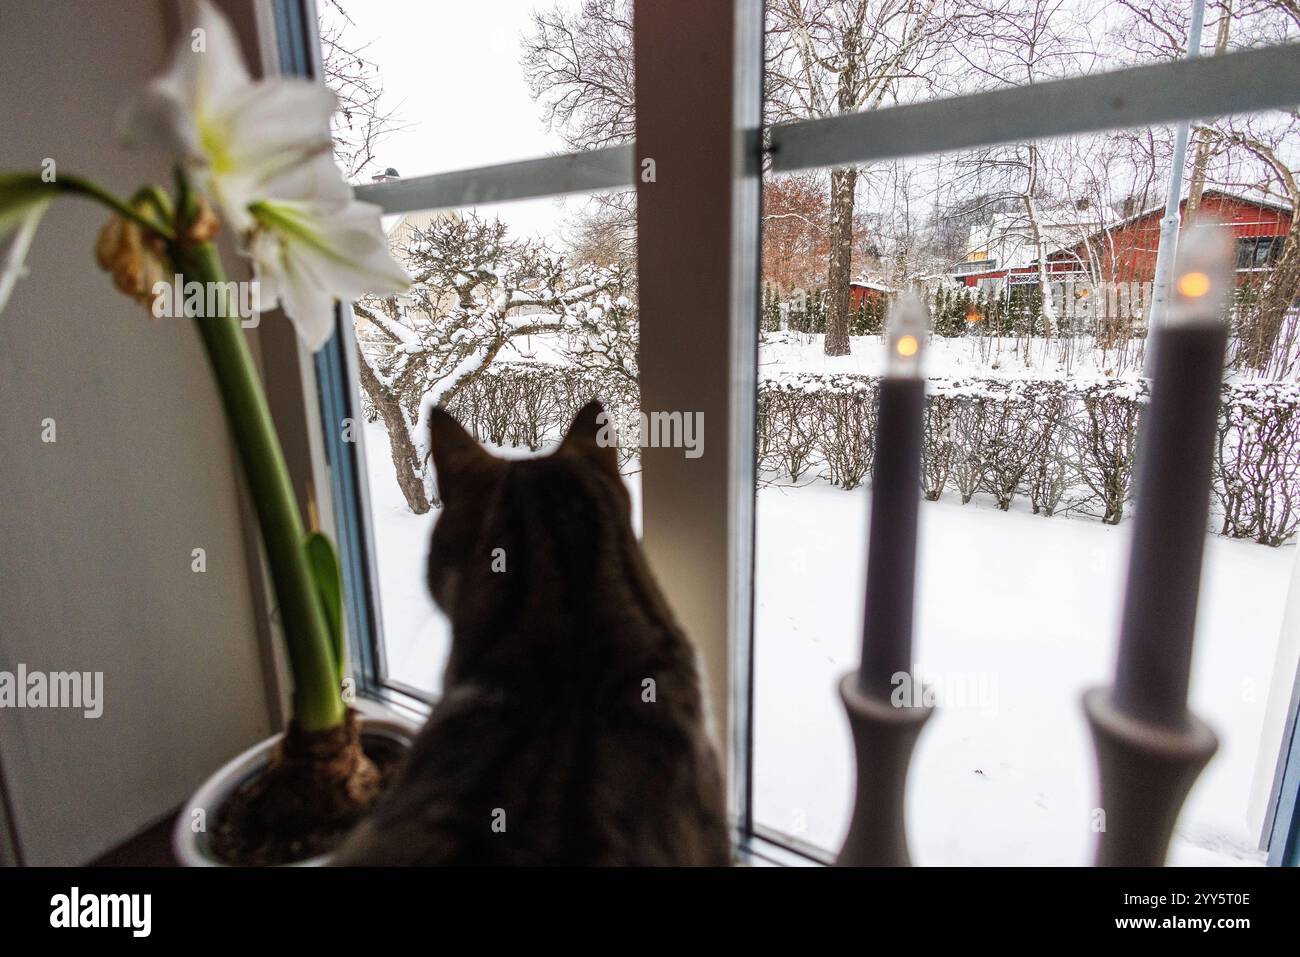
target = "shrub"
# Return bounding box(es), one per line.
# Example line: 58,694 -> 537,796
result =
414,361 -> 1300,546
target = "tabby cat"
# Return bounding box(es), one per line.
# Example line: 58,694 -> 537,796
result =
336,402 -> 730,865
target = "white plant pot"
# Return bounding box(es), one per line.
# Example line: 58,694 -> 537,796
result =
172,715 -> 416,867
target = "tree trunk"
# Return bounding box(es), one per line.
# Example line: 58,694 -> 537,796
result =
355,341 -> 432,514
1185,6 -> 1232,224
1022,144 -> 1055,337
825,166 -> 857,357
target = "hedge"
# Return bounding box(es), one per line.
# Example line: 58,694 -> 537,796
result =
368,362 -> 1300,546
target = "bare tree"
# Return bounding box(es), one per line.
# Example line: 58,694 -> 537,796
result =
948,0 -> 1097,337
522,0 -> 635,151
1045,131 -> 1161,369
859,157 -> 958,288
1186,1 -> 1236,220
763,170 -> 842,298
524,0 -> 965,356
521,1 -> 638,282
565,190 -> 638,275
766,0 -> 966,355
1208,119 -> 1300,374
355,213 -> 637,512
318,1 -> 404,181
1116,0 -> 1300,374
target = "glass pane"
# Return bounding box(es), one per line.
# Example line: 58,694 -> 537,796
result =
319,0 -> 632,185
316,2 -> 641,699
762,0 -> 1294,125
352,195 -> 640,697
754,106 -> 1300,864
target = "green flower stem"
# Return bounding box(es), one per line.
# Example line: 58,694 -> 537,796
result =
55,173 -> 174,238
177,240 -> 344,732
129,185 -> 175,230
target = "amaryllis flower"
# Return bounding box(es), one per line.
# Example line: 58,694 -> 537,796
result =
119,0 -> 346,233
245,161 -> 410,351
118,0 -> 408,350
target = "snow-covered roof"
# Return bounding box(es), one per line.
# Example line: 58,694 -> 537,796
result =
1089,188 -> 1293,236
965,214 -> 1102,269
849,278 -> 893,292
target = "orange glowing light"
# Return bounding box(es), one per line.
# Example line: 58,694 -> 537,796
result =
1177,271 -> 1212,298
896,335 -> 919,357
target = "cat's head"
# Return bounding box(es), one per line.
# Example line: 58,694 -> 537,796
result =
424,401 -> 631,618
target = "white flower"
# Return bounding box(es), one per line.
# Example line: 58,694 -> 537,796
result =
0,177 -> 51,316
245,160 -> 410,351
119,0 -> 410,351
119,0 -> 345,233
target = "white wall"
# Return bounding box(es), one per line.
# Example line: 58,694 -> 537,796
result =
0,0 -> 274,864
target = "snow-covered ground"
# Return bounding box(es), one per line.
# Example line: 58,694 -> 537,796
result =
761,330 -> 1298,386
361,415 -> 1294,867
753,481 -> 1292,866
760,331 -> 1148,381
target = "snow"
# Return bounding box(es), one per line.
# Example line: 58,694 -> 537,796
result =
760,331 -> 1143,381
753,481 -> 1292,866
360,412 -> 1294,868
761,331 -> 1300,387
362,423 -> 442,692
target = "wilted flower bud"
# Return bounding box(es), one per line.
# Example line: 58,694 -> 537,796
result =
182,194 -> 220,246
94,204 -> 173,311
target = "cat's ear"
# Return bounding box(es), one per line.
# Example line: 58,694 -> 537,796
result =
428,406 -> 490,502
559,401 -> 620,479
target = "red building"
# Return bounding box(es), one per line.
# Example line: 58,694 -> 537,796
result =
849,279 -> 892,310
952,190 -> 1292,289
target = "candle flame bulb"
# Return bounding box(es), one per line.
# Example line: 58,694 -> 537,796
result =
887,292 -> 927,377
1168,224 -> 1233,327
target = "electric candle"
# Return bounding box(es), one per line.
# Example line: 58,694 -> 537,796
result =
859,293 -> 927,701
1112,226 -> 1232,729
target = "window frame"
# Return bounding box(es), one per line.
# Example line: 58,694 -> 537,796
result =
269,0 -> 1300,865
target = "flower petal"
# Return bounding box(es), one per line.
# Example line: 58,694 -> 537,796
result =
0,198 -> 51,316
117,0 -> 345,234
245,193 -> 409,351
117,0 -> 250,160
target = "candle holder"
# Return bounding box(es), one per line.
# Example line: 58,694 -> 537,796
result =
1083,687 -> 1218,866
837,672 -> 934,867
1084,226 -> 1231,868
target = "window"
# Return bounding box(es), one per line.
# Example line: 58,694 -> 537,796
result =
755,121 -> 1300,866
750,4 -> 1300,865
752,27 -> 1300,864
284,0 -> 640,704
358,199 -> 640,699
1237,236 -> 1285,270
273,0 -> 1300,865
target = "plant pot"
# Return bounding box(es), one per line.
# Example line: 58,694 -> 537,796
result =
172,714 -> 416,867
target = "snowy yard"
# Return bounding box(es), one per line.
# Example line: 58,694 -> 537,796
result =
760,331 -> 1149,381
760,330 -> 1300,387
361,419 -> 1294,867
753,482 -> 1292,866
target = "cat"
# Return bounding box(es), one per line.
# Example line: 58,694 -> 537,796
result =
336,401 -> 731,865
